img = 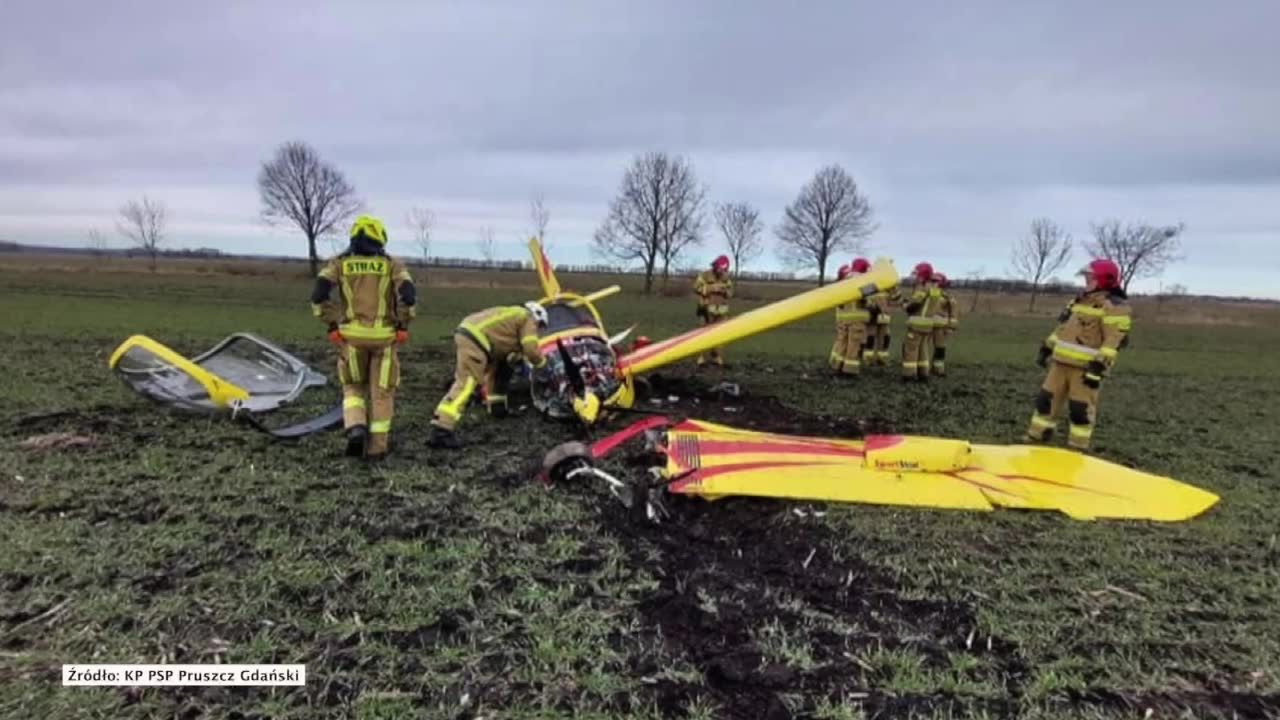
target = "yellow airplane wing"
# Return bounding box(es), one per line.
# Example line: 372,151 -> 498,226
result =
619,258 -> 899,375
527,237 -> 562,298
660,421 -> 1218,522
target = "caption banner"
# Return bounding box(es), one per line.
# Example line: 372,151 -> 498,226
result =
63,665 -> 306,686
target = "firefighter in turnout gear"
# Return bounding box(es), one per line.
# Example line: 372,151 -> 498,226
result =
310,215 -> 416,460
863,281 -> 898,367
929,272 -> 958,376
830,258 -> 875,375
694,255 -> 734,367
1025,259 -> 1132,451
429,302 -> 549,448
901,262 -> 942,380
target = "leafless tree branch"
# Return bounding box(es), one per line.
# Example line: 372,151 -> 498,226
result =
774,165 -> 876,285
529,193 -> 551,252
1084,220 -> 1185,291
477,225 -> 497,264
592,152 -> 706,293
257,141 -> 362,276
407,205 -> 435,262
1010,218 -> 1074,310
714,201 -> 764,279
116,196 -> 166,271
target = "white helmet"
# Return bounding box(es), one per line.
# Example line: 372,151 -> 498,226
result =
524,301 -> 548,326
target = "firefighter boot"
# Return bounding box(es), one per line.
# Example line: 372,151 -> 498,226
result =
344,425 -> 369,457
427,425 -> 462,449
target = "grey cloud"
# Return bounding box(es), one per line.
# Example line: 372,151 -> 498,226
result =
2,0 -> 1279,294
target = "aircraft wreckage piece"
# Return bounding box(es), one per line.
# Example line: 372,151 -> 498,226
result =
108,333 -> 341,438
542,417 -> 1220,522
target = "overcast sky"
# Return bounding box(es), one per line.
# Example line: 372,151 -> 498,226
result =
2,0 -> 1277,296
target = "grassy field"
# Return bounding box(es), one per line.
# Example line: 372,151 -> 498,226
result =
1,258 -> 1278,719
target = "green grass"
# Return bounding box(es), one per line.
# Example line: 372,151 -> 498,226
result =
1,266 -> 1278,719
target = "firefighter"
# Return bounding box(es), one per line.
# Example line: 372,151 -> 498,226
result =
1025,259 -> 1132,451
901,262 -> 941,381
310,215 -> 416,460
694,255 -> 734,367
860,258 -> 898,367
831,258 -> 874,376
428,302 -> 549,448
929,272 -> 958,376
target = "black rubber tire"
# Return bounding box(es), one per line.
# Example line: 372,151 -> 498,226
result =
542,441 -> 592,483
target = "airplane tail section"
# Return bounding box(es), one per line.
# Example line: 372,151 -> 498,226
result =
528,237 -> 562,299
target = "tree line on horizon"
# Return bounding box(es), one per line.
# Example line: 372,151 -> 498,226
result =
89,140 -> 1185,295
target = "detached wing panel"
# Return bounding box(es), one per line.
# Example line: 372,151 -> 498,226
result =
664,425 -> 994,511
965,445 -> 1220,522
619,259 -> 899,375
659,422 -> 1219,522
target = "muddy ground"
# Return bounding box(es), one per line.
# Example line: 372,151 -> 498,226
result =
5,349 -> 1280,719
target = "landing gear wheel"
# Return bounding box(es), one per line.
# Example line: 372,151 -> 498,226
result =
542,441 -> 592,484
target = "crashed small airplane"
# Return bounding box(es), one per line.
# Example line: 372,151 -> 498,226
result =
524,238 -> 900,423
108,333 -> 341,437
540,417 -> 1220,523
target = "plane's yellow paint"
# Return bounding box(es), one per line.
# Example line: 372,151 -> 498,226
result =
620,259 -> 900,375
108,335 -> 250,409
664,421 -> 1219,522
528,237 -> 562,298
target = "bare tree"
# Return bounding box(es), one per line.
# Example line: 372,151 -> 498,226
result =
1085,220 -> 1185,292
775,165 -> 876,285
477,226 -> 496,264
257,141 -> 362,276
714,201 -> 764,278
87,228 -> 109,257
1010,218 -> 1074,311
407,206 -> 435,262
966,268 -> 986,313
529,193 -> 550,251
116,196 -> 166,271
592,152 -> 707,293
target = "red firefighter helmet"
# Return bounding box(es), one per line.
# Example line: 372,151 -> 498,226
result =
913,262 -> 934,282
836,264 -> 853,280
712,255 -> 730,272
1080,259 -> 1120,290
850,257 -> 871,274
932,272 -> 949,288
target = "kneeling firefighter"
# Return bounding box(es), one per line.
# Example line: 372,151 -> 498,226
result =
694,255 -> 733,367
310,215 -> 416,459
902,262 -> 942,380
1025,259 -> 1131,451
429,303 -> 549,448
929,272 -> 958,376
830,258 -> 876,375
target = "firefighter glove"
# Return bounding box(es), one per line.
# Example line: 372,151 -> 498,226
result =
1036,345 -> 1051,368
328,329 -> 345,347
1083,360 -> 1106,388
395,329 -> 409,345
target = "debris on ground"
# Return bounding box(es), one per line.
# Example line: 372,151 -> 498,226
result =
19,432 -> 97,451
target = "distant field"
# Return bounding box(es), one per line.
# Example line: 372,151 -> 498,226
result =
1,255 -> 1278,719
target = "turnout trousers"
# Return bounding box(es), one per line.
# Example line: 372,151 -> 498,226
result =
696,312 -> 728,366
338,340 -> 400,456
864,317 -> 892,366
901,327 -> 934,379
432,334 -> 498,431
1025,361 -> 1101,450
930,327 -> 951,376
831,321 -> 867,375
